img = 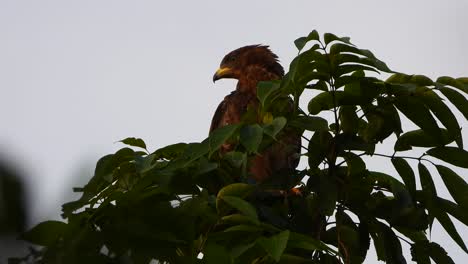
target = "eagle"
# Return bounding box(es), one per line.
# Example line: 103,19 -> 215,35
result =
211,45 -> 301,185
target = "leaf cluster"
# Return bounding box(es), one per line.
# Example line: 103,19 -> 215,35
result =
11,31 -> 468,264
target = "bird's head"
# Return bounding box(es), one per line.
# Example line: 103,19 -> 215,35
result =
213,45 -> 284,82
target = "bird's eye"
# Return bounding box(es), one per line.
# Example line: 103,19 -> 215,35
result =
227,56 -> 236,62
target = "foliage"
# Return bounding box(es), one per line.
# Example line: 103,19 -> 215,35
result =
11,30 -> 468,264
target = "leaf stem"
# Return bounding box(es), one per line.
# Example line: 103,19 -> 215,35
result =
372,153 -> 437,166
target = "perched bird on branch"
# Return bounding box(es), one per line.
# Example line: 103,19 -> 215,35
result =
211,45 -> 301,185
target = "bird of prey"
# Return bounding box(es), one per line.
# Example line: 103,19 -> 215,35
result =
211,45 -> 301,185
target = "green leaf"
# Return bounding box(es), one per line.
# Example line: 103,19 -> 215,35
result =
223,224 -> 263,233
62,148 -> 135,217
335,64 -> 380,76
257,230 -> 290,262
410,75 -> 434,86
330,43 -> 393,74
278,254 -> 315,264
308,91 -> 365,115
439,87 -> 468,120
329,43 -> 377,60
391,158 -> 416,196
263,117 -> 287,139
257,81 -> 280,107
288,231 -> 336,253
208,124 -> 239,154
436,165 -> 468,208
394,96 -> 442,143
221,214 -> 259,226
294,30 -> 320,51
427,147 -> 468,168
437,76 -> 468,94
421,90 -> 462,148
324,32 -> 352,46
306,80 -> 329,91
224,151 -> 246,168
20,221 -> 67,246
289,116 -> 329,132
217,183 -> 255,214
184,141 -> 210,161
240,124 -> 263,153
394,129 -> 454,151
153,143 -> 188,160
333,53 -> 392,73
119,137 -> 147,150
221,196 -> 258,221
387,73 -> 413,84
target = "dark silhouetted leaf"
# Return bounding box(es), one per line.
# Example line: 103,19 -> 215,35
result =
439,87 -> 468,120
410,240 -> 430,264
427,147 -> 468,168
394,129 -> 454,151
203,243 -> 233,264
341,152 -> 366,177
394,96 -> 442,144
290,116 -> 329,132
421,90 -> 462,148
436,165 -> 468,208
433,208 -> 468,253
437,197 -> 468,226
339,105 -> 359,134
377,222 -> 407,264
308,91 -> 368,115
20,221 -> 67,247
418,163 -> 437,199
428,242 -> 455,264
307,131 -> 332,168
120,137 -> 147,150
392,158 -> 416,196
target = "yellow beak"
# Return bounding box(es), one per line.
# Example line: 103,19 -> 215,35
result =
213,67 -> 232,82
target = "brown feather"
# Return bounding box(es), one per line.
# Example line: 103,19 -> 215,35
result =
211,45 -> 301,183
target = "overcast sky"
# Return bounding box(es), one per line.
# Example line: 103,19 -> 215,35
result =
1,0 -> 467,262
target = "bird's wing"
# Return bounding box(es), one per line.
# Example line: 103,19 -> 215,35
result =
209,99 -> 227,134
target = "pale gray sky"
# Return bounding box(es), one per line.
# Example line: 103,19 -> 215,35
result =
1,0 -> 467,262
